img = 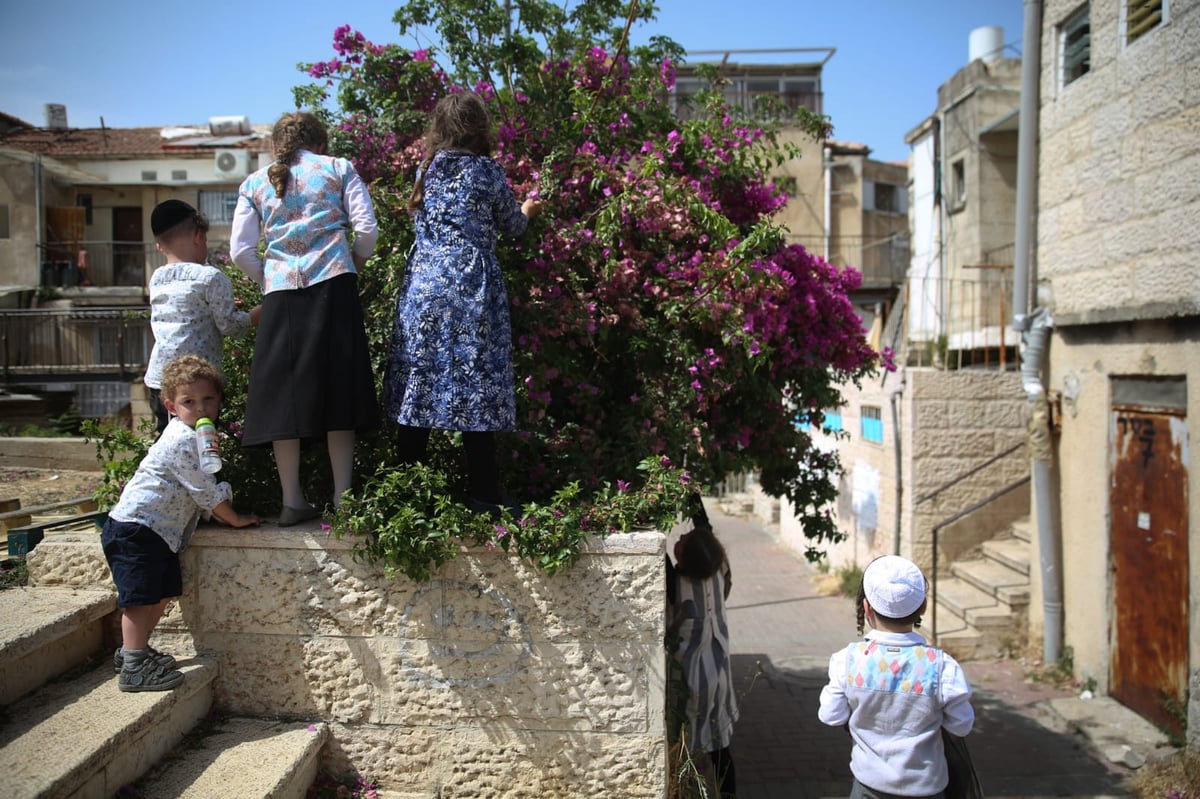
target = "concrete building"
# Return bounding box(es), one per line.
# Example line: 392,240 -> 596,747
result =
0,107 -> 271,303
777,28 -> 1031,663
1027,0 -> 1198,738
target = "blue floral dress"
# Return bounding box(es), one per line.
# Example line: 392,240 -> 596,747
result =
386,150 -> 529,431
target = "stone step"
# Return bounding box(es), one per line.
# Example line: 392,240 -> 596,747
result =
981,536 -> 1031,576
952,557 -> 1031,607
0,657 -> 216,799
933,619 -> 982,662
0,586 -> 116,706
133,717 -> 328,799
1010,517 -> 1033,543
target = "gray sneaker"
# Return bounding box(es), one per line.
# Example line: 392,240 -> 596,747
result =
113,645 -> 176,673
118,651 -> 184,693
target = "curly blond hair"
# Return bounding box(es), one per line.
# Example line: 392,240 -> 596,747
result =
160,354 -> 224,401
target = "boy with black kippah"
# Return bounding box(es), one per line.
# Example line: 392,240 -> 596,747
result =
145,199 -> 260,434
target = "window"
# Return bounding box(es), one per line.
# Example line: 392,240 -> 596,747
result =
870,182 -> 906,214
950,159 -> 966,210
140,170 -> 158,182
198,190 -> 239,225
821,409 -> 843,433
1124,0 -> 1165,45
861,406 -> 883,443
171,169 -> 188,181
1060,5 -> 1091,86
0,205 -> 9,239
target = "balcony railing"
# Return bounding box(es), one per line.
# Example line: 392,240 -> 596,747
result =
0,307 -> 151,384
671,89 -> 824,122
905,274 -> 1016,369
786,234 -> 909,288
39,237 -> 232,290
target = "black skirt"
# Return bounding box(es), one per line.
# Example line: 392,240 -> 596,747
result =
242,273 -> 379,446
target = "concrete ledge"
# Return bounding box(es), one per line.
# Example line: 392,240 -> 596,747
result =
26,524 -> 670,797
0,438 -> 101,472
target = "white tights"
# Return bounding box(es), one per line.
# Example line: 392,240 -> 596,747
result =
272,429 -> 356,509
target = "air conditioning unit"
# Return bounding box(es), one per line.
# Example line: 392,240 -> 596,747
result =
214,149 -> 251,179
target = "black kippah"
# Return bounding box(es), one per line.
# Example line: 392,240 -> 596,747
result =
151,199 -> 196,236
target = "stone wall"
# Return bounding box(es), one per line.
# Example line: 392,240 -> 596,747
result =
27,527 -> 668,798
780,368 -> 1027,577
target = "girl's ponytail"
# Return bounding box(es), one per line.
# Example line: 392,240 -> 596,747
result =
268,113 -> 329,200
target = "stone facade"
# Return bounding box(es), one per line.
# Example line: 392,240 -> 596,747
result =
1035,0 -> 1200,699
781,368 -> 1027,577
27,527 -> 668,797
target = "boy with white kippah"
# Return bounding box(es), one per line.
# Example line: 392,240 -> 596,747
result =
818,555 -> 975,798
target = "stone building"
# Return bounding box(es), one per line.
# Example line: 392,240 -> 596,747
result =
1028,0 -> 1198,739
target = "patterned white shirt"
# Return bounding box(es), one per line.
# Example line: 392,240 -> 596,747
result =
109,418 -> 233,553
818,630 -> 974,796
144,262 -> 251,389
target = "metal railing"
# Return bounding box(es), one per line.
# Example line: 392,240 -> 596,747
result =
787,234 -> 910,288
671,89 -> 824,121
929,476 -> 1031,639
39,237 -> 230,289
0,307 -> 151,384
905,274 -> 1017,369
38,241 -> 165,289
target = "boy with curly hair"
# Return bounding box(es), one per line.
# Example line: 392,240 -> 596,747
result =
102,354 -> 259,692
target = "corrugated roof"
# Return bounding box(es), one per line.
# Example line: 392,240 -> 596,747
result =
0,125 -> 271,158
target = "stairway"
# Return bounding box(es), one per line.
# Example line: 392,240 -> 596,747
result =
0,585 -> 327,798
934,517 -> 1033,661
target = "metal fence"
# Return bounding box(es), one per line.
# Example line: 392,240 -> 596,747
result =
786,234 -> 910,288
0,307 -> 151,384
904,273 -> 1016,369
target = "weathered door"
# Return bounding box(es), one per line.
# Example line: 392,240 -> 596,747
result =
112,206 -> 145,286
1109,379 -> 1189,736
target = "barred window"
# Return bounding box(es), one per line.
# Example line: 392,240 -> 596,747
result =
198,191 -> 239,225
861,406 -> 883,443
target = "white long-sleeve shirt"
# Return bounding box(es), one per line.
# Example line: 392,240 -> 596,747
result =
109,418 -> 233,553
818,630 -> 974,796
144,262 -> 251,389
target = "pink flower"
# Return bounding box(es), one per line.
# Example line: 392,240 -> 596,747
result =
616,479 -> 630,493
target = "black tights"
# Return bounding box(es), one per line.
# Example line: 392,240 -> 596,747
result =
711,746 -> 736,798
396,425 -> 501,503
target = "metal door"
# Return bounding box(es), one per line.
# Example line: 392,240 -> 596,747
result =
1109,388 -> 1189,736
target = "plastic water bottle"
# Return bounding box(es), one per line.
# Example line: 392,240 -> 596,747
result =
195,417 -> 222,474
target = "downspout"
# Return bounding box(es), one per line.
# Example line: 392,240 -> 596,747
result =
34,154 -> 45,284
890,378 -> 905,555
823,145 -> 833,260
1013,0 -> 1062,666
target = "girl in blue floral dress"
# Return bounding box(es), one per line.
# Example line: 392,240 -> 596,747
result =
386,91 -> 541,512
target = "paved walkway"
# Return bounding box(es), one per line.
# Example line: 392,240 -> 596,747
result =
698,507 -> 1133,799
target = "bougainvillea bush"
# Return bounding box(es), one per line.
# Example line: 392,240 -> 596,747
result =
92,0 -> 889,577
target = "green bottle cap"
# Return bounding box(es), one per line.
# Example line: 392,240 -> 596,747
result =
197,417 -> 214,427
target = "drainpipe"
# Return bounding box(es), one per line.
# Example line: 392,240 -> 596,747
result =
34,154 -> 45,284
823,146 -> 833,260
1013,0 -> 1062,666
890,378 -> 905,555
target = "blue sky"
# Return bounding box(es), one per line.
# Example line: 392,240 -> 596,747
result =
0,1 -> 1024,163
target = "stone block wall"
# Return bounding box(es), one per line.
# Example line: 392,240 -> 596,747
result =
27,527 -> 668,798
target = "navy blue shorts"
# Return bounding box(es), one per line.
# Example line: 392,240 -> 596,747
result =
101,518 -> 182,608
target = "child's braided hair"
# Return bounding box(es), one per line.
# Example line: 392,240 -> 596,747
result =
268,112 -> 329,200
